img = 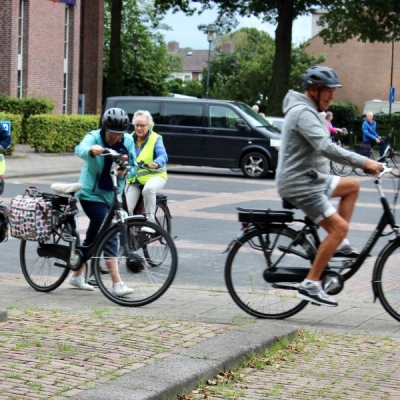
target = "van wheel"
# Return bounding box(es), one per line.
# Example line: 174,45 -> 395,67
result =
241,152 -> 269,179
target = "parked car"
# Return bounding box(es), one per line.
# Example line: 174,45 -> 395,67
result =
102,96 -> 281,179
265,116 -> 284,131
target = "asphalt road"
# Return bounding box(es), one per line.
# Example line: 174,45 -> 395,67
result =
1,168 -> 397,292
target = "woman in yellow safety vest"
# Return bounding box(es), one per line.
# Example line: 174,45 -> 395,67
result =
125,110 -> 168,232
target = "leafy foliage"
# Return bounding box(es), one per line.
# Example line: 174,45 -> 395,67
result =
103,0 -> 180,99
318,1 -> 400,44
203,28 -> 324,113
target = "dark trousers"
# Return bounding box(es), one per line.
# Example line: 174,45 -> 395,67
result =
366,139 -> 386,157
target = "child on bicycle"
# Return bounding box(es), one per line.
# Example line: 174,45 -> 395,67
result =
69,107 -> 138,296
125,110 -> 168,233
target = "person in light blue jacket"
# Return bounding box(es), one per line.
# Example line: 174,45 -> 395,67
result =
69,108 -> 138,297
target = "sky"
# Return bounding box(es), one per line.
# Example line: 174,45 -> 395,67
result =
161,9 -> 313,49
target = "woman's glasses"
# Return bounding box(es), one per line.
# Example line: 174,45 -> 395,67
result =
135,124 -> 147,129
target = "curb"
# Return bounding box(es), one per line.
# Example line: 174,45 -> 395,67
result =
72,322 -> 298,400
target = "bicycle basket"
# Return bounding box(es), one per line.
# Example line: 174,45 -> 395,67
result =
0,201 -> 10,243
355,143 -> 371,157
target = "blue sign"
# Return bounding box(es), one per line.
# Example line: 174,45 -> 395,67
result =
389,86 -> 396,103
0,121 -> 11,136
50,0 -> 76,4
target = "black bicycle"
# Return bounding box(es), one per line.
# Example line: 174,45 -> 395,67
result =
224,164 -> 400,322
19,149 -> 178,307
330,128 -> 354,177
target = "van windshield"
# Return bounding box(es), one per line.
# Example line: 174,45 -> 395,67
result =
233,103 -> 274,127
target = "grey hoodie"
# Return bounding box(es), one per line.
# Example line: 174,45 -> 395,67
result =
276,90 -> 366,198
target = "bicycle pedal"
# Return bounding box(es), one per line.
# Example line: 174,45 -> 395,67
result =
61,233 -> 76,243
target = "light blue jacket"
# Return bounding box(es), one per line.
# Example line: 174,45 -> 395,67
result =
75,129 -> 137,205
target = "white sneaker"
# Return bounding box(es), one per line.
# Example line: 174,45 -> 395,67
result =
112,281 -> 134,297
68,275 -> 94,291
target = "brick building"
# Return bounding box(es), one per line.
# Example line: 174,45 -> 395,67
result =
0,0 -> 104,115
306,10 -> 400,114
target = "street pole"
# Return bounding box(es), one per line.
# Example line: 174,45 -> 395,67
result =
133,37 -> 139,95
206,37 -> 212,98
389,37 -> 395,116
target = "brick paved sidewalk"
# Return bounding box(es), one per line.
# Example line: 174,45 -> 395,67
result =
184,330 -> 400,400
0,309 -> 233,399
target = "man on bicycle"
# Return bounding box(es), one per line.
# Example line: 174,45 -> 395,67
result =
276,65 -> 382,307
362,112 -> 385,157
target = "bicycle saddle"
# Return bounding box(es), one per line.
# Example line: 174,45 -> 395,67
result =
282,199 -> 297,210
51,182 -> 83,195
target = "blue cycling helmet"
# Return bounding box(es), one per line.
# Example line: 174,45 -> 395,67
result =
303,66 -> 342,89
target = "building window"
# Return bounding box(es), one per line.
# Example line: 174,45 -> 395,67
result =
17,0 -> 25,98
63,6 -> 70,114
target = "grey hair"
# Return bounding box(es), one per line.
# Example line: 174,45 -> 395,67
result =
325,111 -> 333,119
133,110 -> 154,130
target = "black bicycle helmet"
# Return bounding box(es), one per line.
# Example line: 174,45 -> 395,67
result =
303,66 -> 342,89
102,108 -> 129,134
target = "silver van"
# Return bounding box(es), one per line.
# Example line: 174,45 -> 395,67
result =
102,96 -> 281,179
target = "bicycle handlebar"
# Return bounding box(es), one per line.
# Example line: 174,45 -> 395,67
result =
100,148 -> 131,171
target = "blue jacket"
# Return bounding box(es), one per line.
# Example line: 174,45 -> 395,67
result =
362,119 -> 379,143
0,125 -> 11,150
75,129 -> 137,205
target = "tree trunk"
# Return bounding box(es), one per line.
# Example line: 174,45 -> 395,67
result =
267,0 -> 294,116
104,0 -> 123,98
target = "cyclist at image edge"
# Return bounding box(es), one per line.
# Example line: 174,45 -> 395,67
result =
125,110 -> 168,233
69,107 -> 138,295
276,65 -> 382,307
362,111 -> 386,157
0,124 -> 12,196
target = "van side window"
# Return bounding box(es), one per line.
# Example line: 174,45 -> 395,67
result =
114,101 -> 161,123
163,103 -> 203,127
209,106 -> 240,129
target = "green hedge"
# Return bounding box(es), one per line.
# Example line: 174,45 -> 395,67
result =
26,114 -> 100,153
0,112 -> 23,154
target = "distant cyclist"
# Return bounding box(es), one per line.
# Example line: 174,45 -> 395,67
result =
276,65 -> 382,307
362,111 -> 385,157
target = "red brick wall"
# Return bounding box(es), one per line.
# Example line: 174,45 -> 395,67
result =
0,1 -> 19,94
307,36 -> 399,114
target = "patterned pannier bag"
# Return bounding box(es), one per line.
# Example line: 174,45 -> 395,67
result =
9,188 -> 53,242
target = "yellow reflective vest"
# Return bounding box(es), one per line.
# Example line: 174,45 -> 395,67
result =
127,131 -> 167,184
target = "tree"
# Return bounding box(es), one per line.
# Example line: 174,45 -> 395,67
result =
153,0 -> 333,114
103,0 -> 180,99
204,28 -> 324,110
317,1 -> 400,44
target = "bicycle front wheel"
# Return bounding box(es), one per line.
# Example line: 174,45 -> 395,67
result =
20,223 -> 77,292
330,161 -> 353,177
373,238 -> 400,322
225,226 -> 313,319
92,219 -> 178,307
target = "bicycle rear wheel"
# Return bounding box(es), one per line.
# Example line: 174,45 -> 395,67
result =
20,223 -> 77,292
155,202 -> 171,234
92,219 -> 178,307
372,239 -> 400,322
387,153 -> 400,177
224,225 -> 313,319
330,161 -> 353,177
